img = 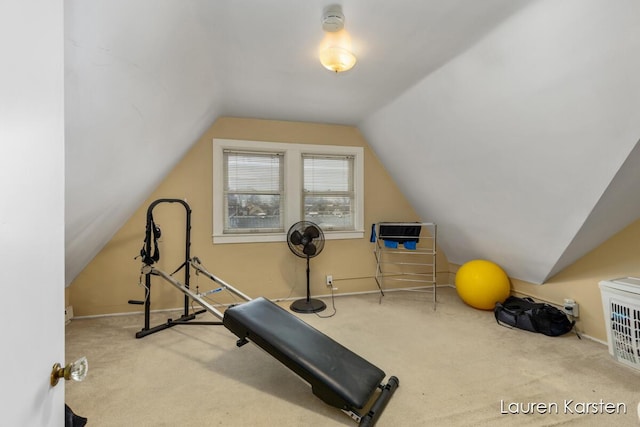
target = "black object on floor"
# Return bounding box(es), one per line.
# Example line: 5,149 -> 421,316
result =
65,404 -> 87,427
224,297 -> 399,426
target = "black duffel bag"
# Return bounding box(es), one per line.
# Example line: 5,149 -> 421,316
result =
494,296 -> 575,337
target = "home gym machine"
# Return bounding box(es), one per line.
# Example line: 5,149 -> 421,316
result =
128,198 -> 249,338
130,199 -> 399,426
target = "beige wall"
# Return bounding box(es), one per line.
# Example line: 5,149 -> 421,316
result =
68,115 -> 640,344
450,217 -> 640,342
68,117 -> 449,316
512,217 -> 640,342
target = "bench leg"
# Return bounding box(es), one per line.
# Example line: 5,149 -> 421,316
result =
359,376 -> 399,427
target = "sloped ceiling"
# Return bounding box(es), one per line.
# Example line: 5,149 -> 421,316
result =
65,0 -> 640,285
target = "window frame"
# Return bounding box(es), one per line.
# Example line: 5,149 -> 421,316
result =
302,153 -> 356,231
222,149 -> 285,234
213,138 -> 364,244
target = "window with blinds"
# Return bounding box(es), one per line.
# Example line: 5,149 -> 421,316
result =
302,154 -> 354,231
223,150 -> 284,233
213,138 -> 364,243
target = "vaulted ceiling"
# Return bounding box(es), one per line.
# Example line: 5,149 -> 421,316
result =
65,0 -> 640,286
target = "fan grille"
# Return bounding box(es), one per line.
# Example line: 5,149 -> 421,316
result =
287,221 -> 324,258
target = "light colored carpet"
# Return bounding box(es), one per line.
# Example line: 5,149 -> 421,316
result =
65,287 -> 640,426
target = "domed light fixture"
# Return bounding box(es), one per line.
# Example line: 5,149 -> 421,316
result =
319,5 -> 357,73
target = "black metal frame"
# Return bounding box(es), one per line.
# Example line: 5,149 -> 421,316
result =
128,200 -> 399,425
129,198 -> 222,339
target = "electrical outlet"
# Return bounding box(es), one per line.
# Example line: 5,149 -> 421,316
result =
563,299 -> 579,318
326,275 -> 333,286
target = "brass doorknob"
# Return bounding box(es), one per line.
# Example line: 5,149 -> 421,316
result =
50,356 -> 88,387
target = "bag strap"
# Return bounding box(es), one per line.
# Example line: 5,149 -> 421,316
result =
494,303 -> 502,325
494,302 -> 514,329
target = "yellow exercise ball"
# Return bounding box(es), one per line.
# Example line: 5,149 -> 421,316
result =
455,259 -> 510,310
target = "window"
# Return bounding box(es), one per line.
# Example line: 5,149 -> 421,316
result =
213,139 -> 363,244
303,154 -> 355,231
223,150 -> 284,234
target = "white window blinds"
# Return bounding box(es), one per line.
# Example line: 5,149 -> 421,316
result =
223,150 -> 284,233
302,154 -> 355,231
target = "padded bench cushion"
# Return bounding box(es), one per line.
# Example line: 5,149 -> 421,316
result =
223,297 -> 386,410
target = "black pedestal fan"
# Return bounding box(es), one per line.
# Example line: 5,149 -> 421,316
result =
287,221 -> 326,313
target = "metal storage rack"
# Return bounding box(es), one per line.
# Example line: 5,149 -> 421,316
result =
373,222 -> 437,309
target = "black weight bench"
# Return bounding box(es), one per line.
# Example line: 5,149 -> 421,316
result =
139,259 -> 398,426
223,297 -> 399,426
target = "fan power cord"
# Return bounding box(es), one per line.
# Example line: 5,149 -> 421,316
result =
314,286 -> 337,318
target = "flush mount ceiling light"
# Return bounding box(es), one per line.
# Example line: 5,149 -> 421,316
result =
319,5 -> 357,73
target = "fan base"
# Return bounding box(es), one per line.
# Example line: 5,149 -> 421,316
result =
290,298 -> 326,314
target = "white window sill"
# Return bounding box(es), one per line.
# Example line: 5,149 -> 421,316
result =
213,230 -> 364,244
